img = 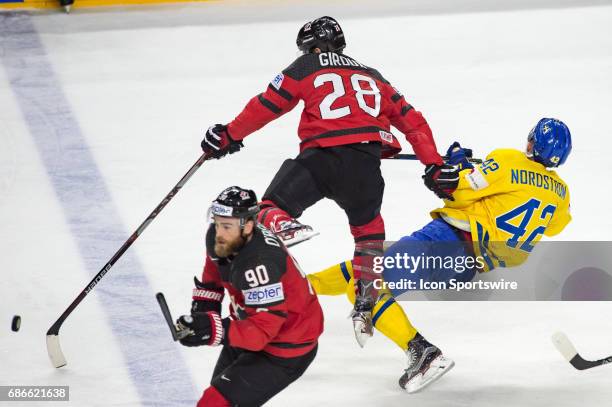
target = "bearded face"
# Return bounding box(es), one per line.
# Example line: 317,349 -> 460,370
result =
214,233 -> 244,258
213,216 -> 254,257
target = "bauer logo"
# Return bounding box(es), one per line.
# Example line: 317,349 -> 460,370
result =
271,73 -> 284,90
243,282 -> 285,306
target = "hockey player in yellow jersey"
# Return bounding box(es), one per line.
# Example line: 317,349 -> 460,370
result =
433,140 -> 571,270
307,117 -> 572,393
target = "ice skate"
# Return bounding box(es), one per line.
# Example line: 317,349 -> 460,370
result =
399,333 -> 454,393
350,280 -> 376,347
272,219 -> 319,248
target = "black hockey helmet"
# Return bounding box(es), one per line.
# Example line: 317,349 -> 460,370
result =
296,16 -> 346,54
209,186 -> 259,228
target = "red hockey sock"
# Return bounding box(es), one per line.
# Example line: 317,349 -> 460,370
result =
350,214 -> 385,281
257,200 -> 293,232
198,386 -> 230,407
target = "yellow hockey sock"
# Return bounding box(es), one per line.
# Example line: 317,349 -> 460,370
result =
371,293 -> 417,351
341,263 -> 417,351
309,260 -> 419,351
307,260 -> 352,296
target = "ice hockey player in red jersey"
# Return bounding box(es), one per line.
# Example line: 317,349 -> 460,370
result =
175,186 -> 323,407
200,16 -> 459,346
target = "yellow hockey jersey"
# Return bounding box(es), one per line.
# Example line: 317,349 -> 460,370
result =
431,149 -> 571,271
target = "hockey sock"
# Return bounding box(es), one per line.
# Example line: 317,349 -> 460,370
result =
307,261 -> 352,296
350,214 -> 385,283
308,254 -> 419,351
371,293 -> 417,351
337,262 -> 418,351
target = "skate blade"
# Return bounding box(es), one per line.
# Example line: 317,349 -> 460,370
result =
352,319 -> 373,348
404,356 -> 455,394
282,230 -> 320,248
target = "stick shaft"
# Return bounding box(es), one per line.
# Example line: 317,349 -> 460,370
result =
46,153 -> 208,337
388,153 -> 483,164
156,293 -> 179,341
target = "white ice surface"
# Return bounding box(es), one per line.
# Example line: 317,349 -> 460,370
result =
1,1 -> 612,406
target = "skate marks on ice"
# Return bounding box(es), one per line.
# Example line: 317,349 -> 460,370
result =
0,12 -> 196,406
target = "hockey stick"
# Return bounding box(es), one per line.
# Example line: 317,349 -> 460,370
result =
388,153 -> 483,164
46,153 -> 209,368
551,332 -> 612,370
155,292 -> 192,341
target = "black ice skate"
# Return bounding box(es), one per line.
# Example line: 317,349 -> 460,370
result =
273,219 -> 319,248
399,333 -> 454,393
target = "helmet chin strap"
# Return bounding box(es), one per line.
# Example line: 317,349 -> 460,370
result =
237,218 -> 255,248
235,234 -> 247,251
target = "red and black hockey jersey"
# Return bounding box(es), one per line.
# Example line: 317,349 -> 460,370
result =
227,51 -> 443,165
201,223 -> 324,358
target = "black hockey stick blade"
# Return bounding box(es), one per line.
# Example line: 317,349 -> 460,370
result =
552,332 -> 612,370
156,292 -> 180,341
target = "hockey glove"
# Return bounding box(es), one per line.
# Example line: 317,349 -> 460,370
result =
422,163 -> 459,201
176,312 -> 227,347
191,277 -> 224,314
446,142 -> 474,171
351,279 -> 375,348
201,124 -> 243,159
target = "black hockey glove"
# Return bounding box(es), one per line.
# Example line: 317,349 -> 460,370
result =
191,277 -> 224,314
422,163 -> 459,201
201,124 -> 244,159
176,312 -> 228,347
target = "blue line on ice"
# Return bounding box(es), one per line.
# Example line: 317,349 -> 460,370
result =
0,12 -> 197,406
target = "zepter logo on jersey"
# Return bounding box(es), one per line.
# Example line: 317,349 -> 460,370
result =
243,283 -> 285,306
